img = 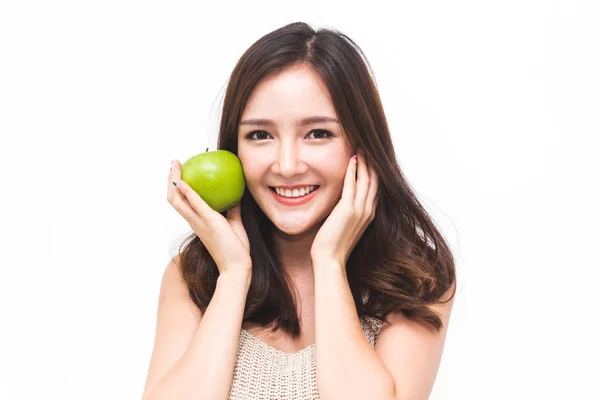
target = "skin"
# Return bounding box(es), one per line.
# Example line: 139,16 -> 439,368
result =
237,63 -> 355,278
156,60 -> 450,399
235,63 -> 453,399
236,63 -> 356,348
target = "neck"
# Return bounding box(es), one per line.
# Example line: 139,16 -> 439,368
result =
272,226 -> 318,281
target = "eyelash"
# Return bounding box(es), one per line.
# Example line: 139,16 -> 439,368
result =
244,128 -> 334,141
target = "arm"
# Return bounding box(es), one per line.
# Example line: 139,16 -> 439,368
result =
314,259 -> 454,400
314,260 -> 396,400
142,256 -> 251,400
374,292 -> 454,400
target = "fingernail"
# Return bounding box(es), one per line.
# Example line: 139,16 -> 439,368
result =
352,155 -> 358,164
172,180 -> 178,187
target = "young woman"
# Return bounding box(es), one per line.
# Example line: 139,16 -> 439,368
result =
142,22 -> 456,400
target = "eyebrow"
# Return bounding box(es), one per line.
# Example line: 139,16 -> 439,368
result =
239,116 -> 340,127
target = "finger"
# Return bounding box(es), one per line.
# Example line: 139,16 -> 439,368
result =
168,159 -> 185,203
167,160 -> 177,201
354,152 -> 370,210
167,159 -> 187,204
168,160 -> 202,223
365,167 -> 379,220
340,154 -> 358,204
172,177 -> 214,219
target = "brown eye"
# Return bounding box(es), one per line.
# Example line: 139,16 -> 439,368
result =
246,130 -> 271,140
306,129 -> 334,139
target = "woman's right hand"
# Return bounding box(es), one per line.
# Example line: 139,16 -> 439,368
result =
167,159 -> 252,277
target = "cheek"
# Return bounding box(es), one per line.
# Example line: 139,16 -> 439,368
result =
317,154 -> 349,183
325,162 -> 347,184
239,156 -> 267,185
240,163 -> 261,183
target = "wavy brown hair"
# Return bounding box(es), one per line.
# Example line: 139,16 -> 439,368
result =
173,22 -> 456,338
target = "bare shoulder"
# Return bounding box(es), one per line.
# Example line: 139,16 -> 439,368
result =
141,255 -> 203,398
158,254 -> 202,319
381,284 -> 455,331
374,286 -> 455,400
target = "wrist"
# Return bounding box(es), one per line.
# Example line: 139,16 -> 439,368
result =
218,270 -> 252,288
312,258 -> 346,274
311,255 -> 344,266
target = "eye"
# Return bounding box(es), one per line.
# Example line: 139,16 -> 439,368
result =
244,128 -> 334,141
306,129 -> 334,139
245,130 -> 271,140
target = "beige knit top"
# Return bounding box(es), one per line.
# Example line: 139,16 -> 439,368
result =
227,315 -> 384,400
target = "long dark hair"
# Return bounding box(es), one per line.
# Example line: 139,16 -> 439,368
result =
173,22 -> 456,338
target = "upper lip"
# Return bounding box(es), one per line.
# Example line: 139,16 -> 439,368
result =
269,184 -> 319,190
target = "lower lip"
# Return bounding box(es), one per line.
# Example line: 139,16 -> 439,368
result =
270,187 -> 320,206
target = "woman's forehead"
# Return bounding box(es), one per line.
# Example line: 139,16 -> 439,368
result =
242,67 -> 335,120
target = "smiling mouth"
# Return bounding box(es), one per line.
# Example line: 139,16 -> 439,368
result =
268,186 -> 320,198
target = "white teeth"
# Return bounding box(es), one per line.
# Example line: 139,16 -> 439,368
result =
274,185 -> 317,198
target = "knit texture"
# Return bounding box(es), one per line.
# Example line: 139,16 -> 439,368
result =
227,316 -> 384,400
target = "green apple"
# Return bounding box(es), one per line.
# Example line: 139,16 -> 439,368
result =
180,149 -> 246,212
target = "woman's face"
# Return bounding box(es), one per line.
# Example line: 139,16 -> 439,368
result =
237,64 -> 354,236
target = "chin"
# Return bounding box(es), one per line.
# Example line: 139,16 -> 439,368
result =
270,213 -> 327,238
271,218 -> 313,236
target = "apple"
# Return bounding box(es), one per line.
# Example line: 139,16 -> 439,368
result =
180,149 -> 246,212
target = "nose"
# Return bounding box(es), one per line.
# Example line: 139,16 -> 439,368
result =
271,139 -> 308,179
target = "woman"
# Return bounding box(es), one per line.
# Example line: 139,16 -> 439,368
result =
142,22 -> 456,400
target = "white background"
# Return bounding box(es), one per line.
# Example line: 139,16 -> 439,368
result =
1,1 -> 599,399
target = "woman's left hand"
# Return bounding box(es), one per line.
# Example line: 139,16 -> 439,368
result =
310,152 -> 379,267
